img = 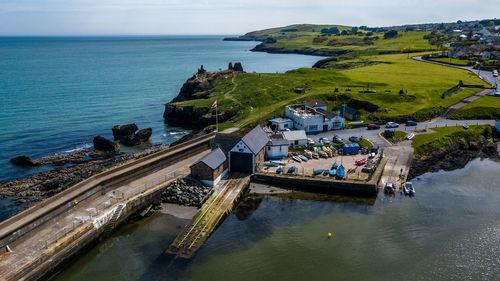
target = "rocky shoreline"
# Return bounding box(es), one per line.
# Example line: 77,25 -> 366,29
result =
160,178 -> 213,207
408,135 -> 498,179
251,43 -> 350,57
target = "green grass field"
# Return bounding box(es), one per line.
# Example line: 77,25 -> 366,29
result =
427,57 -> 471,66
411,125 -> 492,156
450,96 -> 500,120
175,52 -> 486,130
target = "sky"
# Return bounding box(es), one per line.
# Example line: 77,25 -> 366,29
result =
0,0 -> 499,36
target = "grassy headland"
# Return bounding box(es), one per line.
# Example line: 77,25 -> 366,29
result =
173,52 -> 486,130
411,125 -> 492,156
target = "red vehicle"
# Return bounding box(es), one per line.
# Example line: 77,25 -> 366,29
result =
355,158 -> 367,165
367,124 -> 380,130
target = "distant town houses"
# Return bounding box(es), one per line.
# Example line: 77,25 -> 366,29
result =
285,100 -> 345,133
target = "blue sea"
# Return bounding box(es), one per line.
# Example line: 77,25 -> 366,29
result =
0,36 -> 321,184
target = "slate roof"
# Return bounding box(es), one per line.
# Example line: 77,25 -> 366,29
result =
316,108 -> 336,119
191,147 -> 227,170
267,134 -> 289,146
241,125 -> 270,155
283,130 -> 307,141
213,134 -> 241,154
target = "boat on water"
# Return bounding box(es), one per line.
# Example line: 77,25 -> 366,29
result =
384,182 -> 395,194
336,165 -> 345,179
288,166 -> 296,173
313,169 -> 324,175
329,169 -> 337,177
404,182 -> 415,196
331,162 -> 338,169
323,169 -> 330,176
276,167 -> 283,174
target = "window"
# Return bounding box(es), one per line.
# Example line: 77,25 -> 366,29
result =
267,146 -> 271,151
294,140 -> 299,145
309,125 -> 318,131
284,124 -> 289,128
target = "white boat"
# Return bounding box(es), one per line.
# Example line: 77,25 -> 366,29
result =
405,182 -> 415,196
299,155 -> 308,161
405,132 -> 415,140
292,156 -> 302,163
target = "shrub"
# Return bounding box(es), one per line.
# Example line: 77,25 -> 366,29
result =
384,30 -> 398,39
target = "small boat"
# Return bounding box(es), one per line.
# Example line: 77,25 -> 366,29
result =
313,169 -> 324,175
319,151 -> 328,158
463,124 -> 469,129
404,182 -> 415,196
329,169 -> 337,177
312,152 -> 319,159
329,146 -> 338,152
288,166 -> 296,173
323,169 -> 330,176
273,160 -> 287,165
292,156 -> 302,163
404,132 -> 415,140
264,162 -> 279,167
304,150 -> 313,159
355,158 -> 367,165
323,146 -> 333,157
276,167 -> 283,174
299,155 -> 308,161
336,165 -> 345,179
331,162 -> 338,169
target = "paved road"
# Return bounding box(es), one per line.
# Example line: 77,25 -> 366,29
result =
307,119 -> 495,148
413,56 -> 499,88
442,88 -> 494,118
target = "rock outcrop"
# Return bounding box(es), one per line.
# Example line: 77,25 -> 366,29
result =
112,124 -> 138,140
93,136 -> 120,152
408,135 -> 498,179
10,156 -> 41,167
160,178 -> 213,207
164,64 -> 244,128
120,128 -> 152,146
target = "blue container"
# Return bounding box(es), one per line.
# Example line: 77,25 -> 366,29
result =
342,143 -> 360,155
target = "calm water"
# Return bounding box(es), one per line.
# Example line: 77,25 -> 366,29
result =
0,36 -> 321,182
50,158 -> 500,281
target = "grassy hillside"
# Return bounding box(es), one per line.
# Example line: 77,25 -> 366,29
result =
411,125 -> 492,156
174,52 -> 487,130
450,96 -> 500,120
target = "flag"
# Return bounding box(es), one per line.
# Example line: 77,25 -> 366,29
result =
211,100 -> 217,109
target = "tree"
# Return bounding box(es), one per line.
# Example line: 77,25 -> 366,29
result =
351,27 -> 358,33
383,30 -> 398,39
321,27 -> 339,35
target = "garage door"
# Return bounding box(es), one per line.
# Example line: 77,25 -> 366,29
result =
230,152 -> 253,173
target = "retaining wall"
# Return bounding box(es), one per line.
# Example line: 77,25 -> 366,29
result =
251,174 -> 377,197
0,132 -> 216,251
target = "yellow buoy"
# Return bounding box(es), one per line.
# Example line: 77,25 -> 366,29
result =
328,233 -> 332,239
74,200 -> 78,205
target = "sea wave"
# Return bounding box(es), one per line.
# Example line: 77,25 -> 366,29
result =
63,143 -> 92,154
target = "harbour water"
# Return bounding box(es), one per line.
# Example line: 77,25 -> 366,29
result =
49,158 -> 500,281
0,36 -> 321,182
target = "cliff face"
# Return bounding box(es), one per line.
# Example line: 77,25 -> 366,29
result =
164,63 -> 243,128
408,135 -> 498,179
251,43 -> 351,57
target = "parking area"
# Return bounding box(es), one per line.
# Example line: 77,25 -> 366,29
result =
259,152 -> 381,181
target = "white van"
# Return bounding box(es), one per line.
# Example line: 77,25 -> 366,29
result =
493,70 -> 498,77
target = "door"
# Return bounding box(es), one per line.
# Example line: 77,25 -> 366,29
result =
230,152 -> 253,173
323,125 -> 328,131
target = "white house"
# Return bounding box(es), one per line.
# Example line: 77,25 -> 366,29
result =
285,101 -> 345,133
282,130 -> 308,147
228,125 -> 269,174
266,135 -> 289,160
268,117 -> 293,131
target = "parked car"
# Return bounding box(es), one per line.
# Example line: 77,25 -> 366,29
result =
319,137 -> 331,145
307,138 -> 315,146
385,122 -> 399,128
406,120 -> 417,126
349,136 -> 360,142
332,135 -> 344,144
493,70 -> 498,77
494,90 -> 500,97
367,124 -> 380,130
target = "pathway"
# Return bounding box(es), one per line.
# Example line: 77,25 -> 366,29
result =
441,88 -> 493,118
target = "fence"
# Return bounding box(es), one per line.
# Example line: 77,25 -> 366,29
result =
31,169 -> 189,252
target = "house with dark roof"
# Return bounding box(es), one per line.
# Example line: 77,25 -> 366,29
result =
228,125 -> 269,173
190,147 -> 228,187
339,105 -> 361,121
266,134 -> 289,159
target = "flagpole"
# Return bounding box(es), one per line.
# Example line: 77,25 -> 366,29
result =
216,104 -> 218,132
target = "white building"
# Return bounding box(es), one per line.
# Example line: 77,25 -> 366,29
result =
285,101 -> 345,133
266,134 -> 289,160
268,117 -> 293,131
282,130 -> 308,147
